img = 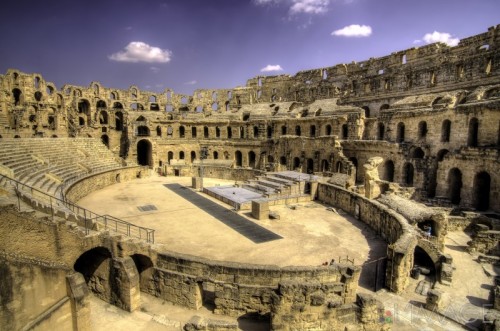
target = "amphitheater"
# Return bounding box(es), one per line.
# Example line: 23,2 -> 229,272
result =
0,25 -> 499,331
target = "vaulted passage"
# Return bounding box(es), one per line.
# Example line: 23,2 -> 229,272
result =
137,139 -> 152,166
74,247 -> 113,300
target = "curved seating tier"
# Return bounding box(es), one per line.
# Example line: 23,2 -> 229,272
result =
0,138 -> 126,196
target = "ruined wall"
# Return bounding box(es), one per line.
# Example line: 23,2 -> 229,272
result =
317,182 -> 417,293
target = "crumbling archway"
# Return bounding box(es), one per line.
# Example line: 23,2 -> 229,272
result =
137,139 -> 152,166
130,254 -> 154,292
74,247 -> 113,300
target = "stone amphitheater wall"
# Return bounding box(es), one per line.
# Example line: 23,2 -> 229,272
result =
64,166 -> 146,202
317,182 -> 417,293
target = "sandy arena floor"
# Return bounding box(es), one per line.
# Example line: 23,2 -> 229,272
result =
77,174 -> 387,267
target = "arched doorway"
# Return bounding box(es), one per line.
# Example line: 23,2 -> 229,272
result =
403,162 -> 414,186
248,151 -> 256,168
448,168 -> 462,205
74,247 -> 113,300
321,159 -> 329,172
396,122 -> 405,143
306,158 -> 314,174
474,172 -> 491,211
130,254 -> 154,292
412,246 -> 436,283
381,160 -> 394,182
468,118 -> 479,147
293,157 -> 301,170
235,151 -> 242,167
137,139 -> 152,166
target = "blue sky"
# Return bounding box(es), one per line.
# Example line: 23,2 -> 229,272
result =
0,0 -> 498,95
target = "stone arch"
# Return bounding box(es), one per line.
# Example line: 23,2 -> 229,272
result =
97,100 -> 107,108
411,147 -> 425,159
403,162 -> 414,186
279,156 -> 287,166
248,151 -> 256,168
310,125 -> 316,137
468,117 -> 479,147
377,122 -> 385,140
418,121 -> 427,139
448,168 -> 462,205
441,120 -> 451,142
473,171 -> 491,211
306,158 -> 314,173
295,125 -> 301,136
12,88 -> 22,105
293,157 -> 301,170
115,112 -> 123,131
281,125 -> 287,135
99,110 -> 108,125
381,160 -> 395,182
325,124 -> 332,136
179,126 -> 185,138
130,254 -> 154,292
321,159 -> 329,172
156,126 -> 162,137
73,246 -> 113,298
235,150 -> 243,167
380,104 -> 390,111
396,122 -> 405,143
342,124 -> 348,139
137,139 -> 152,166
413,245 -> 437,283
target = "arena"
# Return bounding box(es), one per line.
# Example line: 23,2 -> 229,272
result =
0,25 -> 499,331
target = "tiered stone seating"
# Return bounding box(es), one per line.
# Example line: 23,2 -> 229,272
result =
242,172 -> 310,199
0,138 -> 125,196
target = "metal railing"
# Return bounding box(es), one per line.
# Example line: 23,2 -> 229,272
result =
0,173 -> 155,243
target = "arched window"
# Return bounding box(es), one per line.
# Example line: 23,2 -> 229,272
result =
191,127 -> 197,138
403,163 -> 414,186
448,168 -> 462,205
248,151 -> 256,167
325,124 -> 332,136
235,151 -> 242,167
342,124 -> 348,139
99,111 -> 108,125
281,125 -> 287,135
253,126 -> 259,138
377,123 -> 385,140
418,121 -> 427,139
411,147 -> 425,159
396,122 -> 405,143
216,126 -> 221,138
156,126 -> 162,137
213,151 -> 219,159
204,126 -> 209,138
441,120 -> 451,142
179,151 -> 185,160
473,172 -> 490,211
295,125 -> 301,136
310,125 -> 316,137
227,127 -> 232,139
179,126 -> 185,138
468,118 -> 479,147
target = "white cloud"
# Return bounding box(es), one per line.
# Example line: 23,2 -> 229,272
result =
290,0 -> 330,14
261,64 -> 283,72
184,80 -> 197,85
413,39 -> 422,44
331,24 -> 372,37
254,0 -> 330,15
150,66 -> 160,73
422,31 -> 459,46
109,42 -> 172,63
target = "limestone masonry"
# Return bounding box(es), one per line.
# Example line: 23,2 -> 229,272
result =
0,25 -> 499,330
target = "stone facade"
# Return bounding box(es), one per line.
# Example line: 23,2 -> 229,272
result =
1,25 -> 498,212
